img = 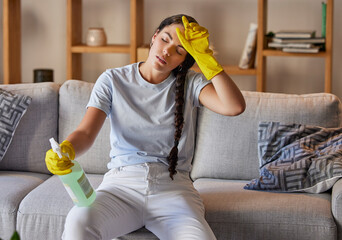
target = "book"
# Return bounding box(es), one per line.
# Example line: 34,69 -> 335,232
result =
322,2 -> 327,37
274,30 -> 316,39
239,23 -> 258,69
268,42 -> 313,49
272,37 -> 325,44
282,46 -> 320,53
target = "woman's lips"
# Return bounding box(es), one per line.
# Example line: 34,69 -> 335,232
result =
156,56 -> 167,65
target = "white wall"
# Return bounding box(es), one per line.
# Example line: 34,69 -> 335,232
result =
1,0 -> 341,99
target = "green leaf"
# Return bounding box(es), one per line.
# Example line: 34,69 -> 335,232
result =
10,231 -> 20,240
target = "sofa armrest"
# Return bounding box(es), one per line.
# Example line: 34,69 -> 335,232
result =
332,178 -> 342,239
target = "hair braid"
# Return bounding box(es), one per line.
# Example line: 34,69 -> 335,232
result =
167,68 -> 187,179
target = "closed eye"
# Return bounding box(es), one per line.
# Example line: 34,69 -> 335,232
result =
177,46 -> 186,56
176,48 -> 184,55
162,32 -> 184,55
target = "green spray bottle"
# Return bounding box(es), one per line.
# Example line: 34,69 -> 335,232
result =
49,138 -> 96,207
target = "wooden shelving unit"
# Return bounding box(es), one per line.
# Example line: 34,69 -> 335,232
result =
70,44 -> 131,54
66,0 -> 143,80
65,0 -> 256,80
65,0 -> 258,83
257,0 -> 333,92
2,0 -> 333,93
64,0 -> 333,92
2,0 -> 21,84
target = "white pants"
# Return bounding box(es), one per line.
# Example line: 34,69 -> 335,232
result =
62,163 -> 216,240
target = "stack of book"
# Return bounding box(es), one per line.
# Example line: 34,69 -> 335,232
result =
268,30 -> 325,53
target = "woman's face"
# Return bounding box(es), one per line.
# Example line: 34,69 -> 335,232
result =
149,23 -> 187,73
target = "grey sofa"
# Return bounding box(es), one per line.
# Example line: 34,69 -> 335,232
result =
1,80 -> 342,240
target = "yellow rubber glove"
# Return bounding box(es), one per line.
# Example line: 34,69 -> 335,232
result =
45,140 -> 75,175
176,16 -> 223,80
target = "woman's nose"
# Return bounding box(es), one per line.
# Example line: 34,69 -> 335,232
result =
163,45 -> 176,56
163,48 -> 170,56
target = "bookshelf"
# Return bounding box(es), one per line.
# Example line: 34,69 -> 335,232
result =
66,0 -> 256,81
258,0 -> 333,92
2,0 -> 21,84
2,0 -> 333,92
65,0 -> 333,92
66,0 -> 144,80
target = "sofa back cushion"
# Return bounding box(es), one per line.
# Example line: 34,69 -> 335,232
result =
59,80 -> 110,174
0,82 -> 59,173
191,91 -> 342,181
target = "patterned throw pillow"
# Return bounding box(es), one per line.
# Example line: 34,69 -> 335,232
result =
244,121 -> 342,193
0,88 -> 32,161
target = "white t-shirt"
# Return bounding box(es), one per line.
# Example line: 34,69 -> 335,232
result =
87,62 -> 210,172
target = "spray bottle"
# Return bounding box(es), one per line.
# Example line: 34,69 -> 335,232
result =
49,138 -> 96,207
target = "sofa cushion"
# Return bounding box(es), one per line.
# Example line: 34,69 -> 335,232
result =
332,178 -> 342,240
0,89 -> 32,161
17,174 -> 156,240
191,91 -> 342,181
194,178 -> 337,240
17,174 -> 103,240
59,80 -> 111,174
245,121 -> 342,193
0,171 -> 49,240
0,82 -> 59,173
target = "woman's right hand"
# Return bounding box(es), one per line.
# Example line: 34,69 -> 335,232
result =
45,140 -> 75,175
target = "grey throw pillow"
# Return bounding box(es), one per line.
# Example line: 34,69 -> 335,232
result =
0,88 -> 32,161
245,121 -> 342,193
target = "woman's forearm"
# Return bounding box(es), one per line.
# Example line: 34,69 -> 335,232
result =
211,71 -> 246,115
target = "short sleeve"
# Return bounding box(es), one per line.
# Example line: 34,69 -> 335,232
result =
86,70 -> 114,116
185,70 -> 211,108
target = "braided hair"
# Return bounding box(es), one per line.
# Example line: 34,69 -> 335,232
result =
154,14 -> 197,179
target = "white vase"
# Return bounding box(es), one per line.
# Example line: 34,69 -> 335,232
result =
86,28 -> 107,46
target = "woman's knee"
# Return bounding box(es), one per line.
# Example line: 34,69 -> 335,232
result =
63,206 -> 102,240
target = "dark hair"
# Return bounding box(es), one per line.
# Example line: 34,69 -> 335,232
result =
155,14 -> 197,179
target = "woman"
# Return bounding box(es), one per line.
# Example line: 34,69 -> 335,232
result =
46,14 -> 245,240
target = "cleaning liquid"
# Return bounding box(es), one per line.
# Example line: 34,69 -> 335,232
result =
49,138 -> 96,207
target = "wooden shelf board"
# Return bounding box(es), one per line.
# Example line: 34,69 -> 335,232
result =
71,44 -> 131,53
192,65 -> 257,76
263,49 -> 327,58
